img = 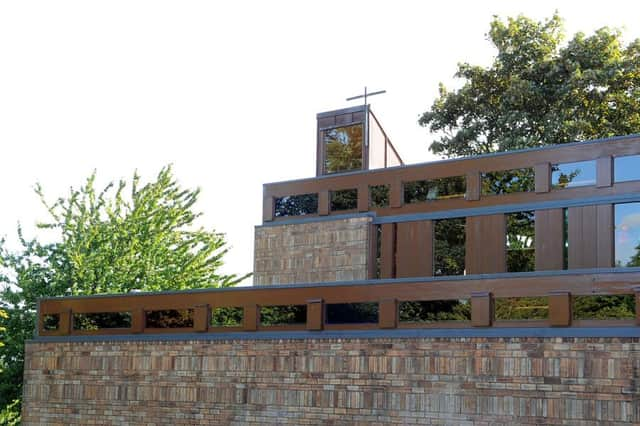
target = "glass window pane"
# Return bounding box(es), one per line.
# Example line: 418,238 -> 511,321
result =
323,124 -> 363,174
482,168 -> 535,195
399,300 -> 470,323
274,193 -> 318,217
615,202 -> 640,267
330,189 -> 357,211
404,176 -> 465,204
614,155 -> 640,183
506,211 -> 535,272
433,218 -> 465,276
260,305 -> 306,326
370,185 -> 389,208
551,160 -> 596,189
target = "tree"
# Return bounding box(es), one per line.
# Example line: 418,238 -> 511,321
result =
0,165 -> 248,415
419,13 -> 640,157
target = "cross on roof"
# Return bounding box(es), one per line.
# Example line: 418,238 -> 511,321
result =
346,86 -> 386,106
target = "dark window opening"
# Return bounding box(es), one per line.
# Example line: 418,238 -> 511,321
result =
274,193 -> 318,217
43,314 -> 60,331
330,189 -> 357,211
326,303 -> 379,324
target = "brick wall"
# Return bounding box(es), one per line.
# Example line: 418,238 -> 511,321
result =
23,336 -> 640,425
253,217 -> 371,285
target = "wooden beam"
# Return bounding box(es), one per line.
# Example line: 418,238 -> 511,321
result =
243,304 -> 258,331
380,223 -> 395,279
471,292 -> 492,327
306,299 -> 324,331
193,304 -> 210,332
548,291 -> 571,327
466,171 -> 480,201
318,190 -> 329,216
535,163 -> 551,193
378,299 -> 398,329
596,156 -> 613,188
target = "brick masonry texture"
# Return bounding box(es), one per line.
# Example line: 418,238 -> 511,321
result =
254,217 -> 371,285
22,337 -> 640,425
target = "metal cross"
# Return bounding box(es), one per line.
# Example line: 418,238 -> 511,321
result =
346,86 -> 386,106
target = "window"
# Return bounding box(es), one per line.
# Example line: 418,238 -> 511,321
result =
614,155 -> 640,183
404,176 -> 466,204
274,193 -> 318,217
325,303 -> 378,324
370,185 -> 389,208
145,309 -> 194,328
433,218 -> 465,276
551,160 -> 596,189
495,297 -> 548,320
260,305 -> 307,326
211,307 -> 243,327
573,295 -> 635,320
481,168 -> 535,195
330,189 -> 357,211
615,202 -> 640,267
323,124 -> 363,174
506,211 -> 535,272
73,312 -> 131,330
399,300 -> 470,323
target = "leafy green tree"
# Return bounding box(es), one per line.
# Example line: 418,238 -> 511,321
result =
0,165 -> 248,416
420,13 -> 640,157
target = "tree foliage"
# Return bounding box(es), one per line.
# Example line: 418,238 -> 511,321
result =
420,13 -> 640,157
0,165 -> 248,415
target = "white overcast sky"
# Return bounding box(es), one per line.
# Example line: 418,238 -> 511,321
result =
1,1 -> 639,285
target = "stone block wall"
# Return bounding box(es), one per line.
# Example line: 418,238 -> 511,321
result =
253,216 -> 371,285
23,336 -> 640,425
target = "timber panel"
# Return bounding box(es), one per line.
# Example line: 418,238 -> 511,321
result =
466,214 -> 506,274
535,209 -> 564,271
568,205 -> 614,269
396,221 -> 432,278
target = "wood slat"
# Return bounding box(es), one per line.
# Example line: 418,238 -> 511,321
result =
535,209 -> 564,271
548,291 -> 571,327
379,299 -> 397,329
535,163 -> 551,193
306,299 -> 323,331
466,171 -> 480,201
466,215 -> 506,274
380,223 -> 396,279
596,204 -> 614,268
396,221 -> 432,278
569,205 -> 613,269
471,292 -> 492,327
597,156 -> 613,188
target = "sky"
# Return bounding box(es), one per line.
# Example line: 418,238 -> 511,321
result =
1,0 -> 639,285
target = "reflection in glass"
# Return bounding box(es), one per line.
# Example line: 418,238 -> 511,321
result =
495,297 -> 548,320
506,211 -> 535,272
614,155 -> 640,183
211,307 -> 243,327
275,193 -> 318,217
330,189 -> 357,211
370,185 -> 389,208
482,168 -> 535,195
433,218 -> 465,276
404,176 -> 466,204
551,160 -> 596,189
260,305 -> 306,326
323,124 -> 363,174
399,300 -> 470,323
615,202 -> 640,267
73,312 -> 131,330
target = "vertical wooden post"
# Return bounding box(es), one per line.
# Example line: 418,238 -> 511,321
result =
390,178 -> 403,208
379,299 -> 397,329
58,310 -> 72,336
306,299 -> 324,331
548,291 -> 571,327
367,223 -> 378,279
596,156 -> 613,188
471,292 -> 492,327
243,304 -> 259,331
466,171 -> 481,201
263,196 -> 274,222
380,223 -> 396,279
634,288 -> 640,326
535,163 -> 551,193
131,308 -> 146,334
193,304 -> 210,332
318,190 -> 330,216
357,184 -> 369,212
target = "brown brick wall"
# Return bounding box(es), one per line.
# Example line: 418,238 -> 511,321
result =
23,336 -> 640,425
253,217 -> 371,285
